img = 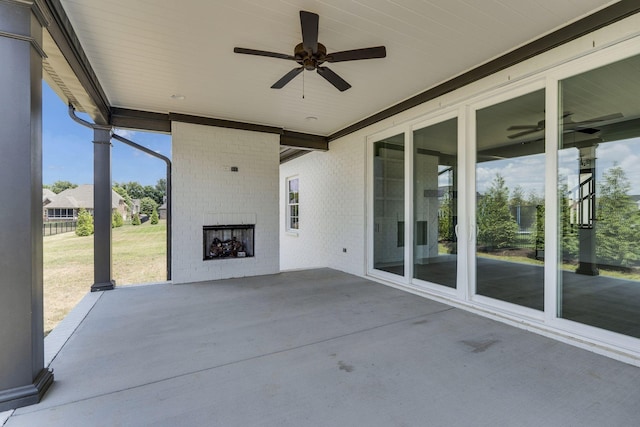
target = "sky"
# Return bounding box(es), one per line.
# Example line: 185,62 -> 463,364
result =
43,82 -> 172,187
475,138 -> 640,197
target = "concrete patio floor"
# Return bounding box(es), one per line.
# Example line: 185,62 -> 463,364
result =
3,268 -> 640,426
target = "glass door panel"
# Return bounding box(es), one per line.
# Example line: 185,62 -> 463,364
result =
558,54 -> 640,338
475,89 -> 545,310
413,118 -> 458,288
373,134 -> 405,276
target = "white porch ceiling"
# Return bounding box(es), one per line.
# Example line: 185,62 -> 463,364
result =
56,0 -> 619,136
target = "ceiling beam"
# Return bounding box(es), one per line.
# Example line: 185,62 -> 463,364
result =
168,112 -> 283,135
280,131 -> 328,151
328,0 -> 640,142
168,112 -> 328,151
111,108 -> 170,133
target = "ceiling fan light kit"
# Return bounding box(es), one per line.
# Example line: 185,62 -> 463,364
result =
234,11 -> 386,91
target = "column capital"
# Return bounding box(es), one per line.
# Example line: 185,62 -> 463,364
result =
0,0 -> 50,58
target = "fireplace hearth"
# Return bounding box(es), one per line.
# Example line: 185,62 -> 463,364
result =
203,224 -> 255,260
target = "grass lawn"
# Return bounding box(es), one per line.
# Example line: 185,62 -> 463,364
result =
43,220 -> 167,335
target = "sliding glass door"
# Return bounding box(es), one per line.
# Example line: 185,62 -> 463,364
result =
475,89 -> 546,310
413,118 -> 458,288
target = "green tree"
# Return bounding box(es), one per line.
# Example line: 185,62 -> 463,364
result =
559,182 -> 578,261
140,196 -> 158,216
112,210 -> 124,228
532,204 -> 545,252
131,213 -> 141,226
141,185 -> 161,205
510,185 -> 525,209
150,209 -> 159,225
51,180 -> 77,194
121,181 -> 145,199
595,165 -> 640,267
438,191 -> 455,241
76,208 -> 94,236
527,190 -> 544,207
477,174 -> 518,250
155,178 -> 167,198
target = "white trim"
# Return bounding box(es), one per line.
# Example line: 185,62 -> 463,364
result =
459,105 -> 472,302
285,175 -> 299,234
404,128 -> 412,283
544,77 -> 560,324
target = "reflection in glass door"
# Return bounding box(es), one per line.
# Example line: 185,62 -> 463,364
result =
475,89 -> 545,310
413,118 -> 458,288
373,134 -> 405,276
558,54 -> 640,338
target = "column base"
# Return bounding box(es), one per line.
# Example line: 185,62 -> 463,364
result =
0,368 -> 54,412
91,280 -> 115,292
576,263 -> 599,276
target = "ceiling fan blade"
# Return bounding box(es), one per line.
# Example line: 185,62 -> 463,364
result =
577,112 -> 623,123
271,67 -> 304,89
234,47 -> 295,61
317,67 -> 351,91
327,46 -> 387,63
300,11 -> 319,54
576,127 -> 601,135
507,125 -> 539,131
508,129 -> 540,139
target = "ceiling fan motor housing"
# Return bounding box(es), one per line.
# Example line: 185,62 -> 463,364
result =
295,42 -> 327,70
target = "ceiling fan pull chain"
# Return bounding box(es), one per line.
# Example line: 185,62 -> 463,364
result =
302,69 -> 305,99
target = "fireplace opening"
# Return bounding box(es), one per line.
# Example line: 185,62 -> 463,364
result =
203,224 -> 255,260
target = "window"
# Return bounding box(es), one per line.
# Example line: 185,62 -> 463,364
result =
286,177 -> 299,231
47,208 -> 75,219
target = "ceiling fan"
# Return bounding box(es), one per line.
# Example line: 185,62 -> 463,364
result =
233,11 -> 386,91
507,112 -> 623,139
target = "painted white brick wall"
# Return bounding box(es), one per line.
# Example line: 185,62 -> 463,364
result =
280,136 -> 366,276
172,122 -> 280,283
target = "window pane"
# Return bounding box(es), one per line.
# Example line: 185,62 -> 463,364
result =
413,118 -> 458,288
373,133 -> 405,276
476,89 -> 545,310
289,178 -> 299,204
559,54 -> 640,337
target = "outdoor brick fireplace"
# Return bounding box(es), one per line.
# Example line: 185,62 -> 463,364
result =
203,224 -> 255,260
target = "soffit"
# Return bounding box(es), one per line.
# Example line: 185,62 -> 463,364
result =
56,0 -> 620,136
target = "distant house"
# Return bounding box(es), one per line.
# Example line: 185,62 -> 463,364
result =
131,199 -> 141,216
42,188 -> 56,205
158,202 -> 167,220
44,184 -> 127,221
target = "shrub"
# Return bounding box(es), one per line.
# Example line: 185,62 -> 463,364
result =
76,208 -> 94,236
150,209 -> 159,225
132,213 -> 141,226
112,211 -> 124,228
